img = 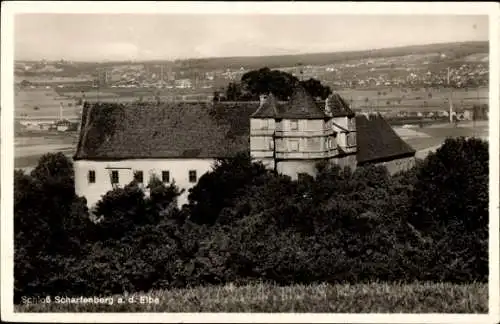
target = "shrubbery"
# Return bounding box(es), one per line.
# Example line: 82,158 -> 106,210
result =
14,137 -> 489,303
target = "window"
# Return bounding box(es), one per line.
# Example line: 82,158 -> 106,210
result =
290,140 -> 299,152
134,171 -> 144,183
290,120 -> 298,130
162,171 -> 170,183
111,170 -> 119,184
347,132 -> 356,146
268,139 -> 274,150
189,170 -> 197,183
261,119 -> 270,130
88,170 -> 96,184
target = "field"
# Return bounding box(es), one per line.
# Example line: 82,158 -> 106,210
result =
15,88 -> 81,119
14,86 -> 488,120
15,281 -> 487,313
15,132 -> 78,170
337,86 -> 488,112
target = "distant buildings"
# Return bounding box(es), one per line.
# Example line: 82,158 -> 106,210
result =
174,79 -> 192,89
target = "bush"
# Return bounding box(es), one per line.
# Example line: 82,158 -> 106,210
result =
14,154 -> 92,302
14,138 -> 488,303
408,137 -> 488,282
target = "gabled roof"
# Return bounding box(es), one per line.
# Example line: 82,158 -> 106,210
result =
355,113 -> 416,164
325,93 -> 355,118
279,86 -> 328,119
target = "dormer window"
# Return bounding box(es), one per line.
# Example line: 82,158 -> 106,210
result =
348,118 -> 355,130
347,132 -> 357,146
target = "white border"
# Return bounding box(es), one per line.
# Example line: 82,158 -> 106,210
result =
1,2 -> 499,323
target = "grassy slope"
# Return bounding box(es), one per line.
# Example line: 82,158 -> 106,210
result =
15,282 -> 487,313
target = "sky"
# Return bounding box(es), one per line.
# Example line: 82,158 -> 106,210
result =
14,14 -> 489,62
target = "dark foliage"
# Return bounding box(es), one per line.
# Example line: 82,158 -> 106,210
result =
14,138 -> 488,303
222,67 -> 332,101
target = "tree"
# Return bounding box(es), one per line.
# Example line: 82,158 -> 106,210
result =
186,152 -> 269,225
230,67 -> 332,101
225,82 -> 243,101
20,80 -> 32,88
407,137 -> 488,282
93,182 -> 148,239
300,78 -> 332,100
212,91 -> 220,102
14,154 -> 92,302
146,175 -> 184,223
409,137 -> 488,234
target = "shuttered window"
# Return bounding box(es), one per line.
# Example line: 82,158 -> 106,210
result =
111,171 -> 119,184
189,170 -> 197,183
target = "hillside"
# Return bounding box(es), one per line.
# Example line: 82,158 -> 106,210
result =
170,41 -> 488,70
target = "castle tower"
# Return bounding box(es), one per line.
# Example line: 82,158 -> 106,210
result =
273,86 -> 336,179
324,93 -> 357,169
250,87 -> 359,179
250,93 -> 279,171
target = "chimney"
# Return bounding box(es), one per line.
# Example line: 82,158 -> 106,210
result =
59,102 -> 63,121
324,95 -> 332,117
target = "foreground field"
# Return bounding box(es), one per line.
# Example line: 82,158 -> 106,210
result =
15,282 -> 487,313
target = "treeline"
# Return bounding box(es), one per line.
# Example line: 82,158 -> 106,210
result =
215,67 -> 332,101
14,137 -> 488,303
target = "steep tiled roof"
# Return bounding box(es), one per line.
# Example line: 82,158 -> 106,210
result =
279,86 -> 328,119
355,113 -> 416,164
75,102 -> 415,164
74,102 -> 256,160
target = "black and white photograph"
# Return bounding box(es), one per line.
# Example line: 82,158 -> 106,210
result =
1,2 -> 498,323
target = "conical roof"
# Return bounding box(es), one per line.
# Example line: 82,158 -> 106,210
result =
279,86 -> 327,119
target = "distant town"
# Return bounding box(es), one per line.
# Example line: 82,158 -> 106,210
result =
14,41 -> 489,145
15,51 -> 488,91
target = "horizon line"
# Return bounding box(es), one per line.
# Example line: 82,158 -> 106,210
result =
15,40 -> 489,64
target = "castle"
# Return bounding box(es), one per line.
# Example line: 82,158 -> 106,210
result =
74,86 -> 416,208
